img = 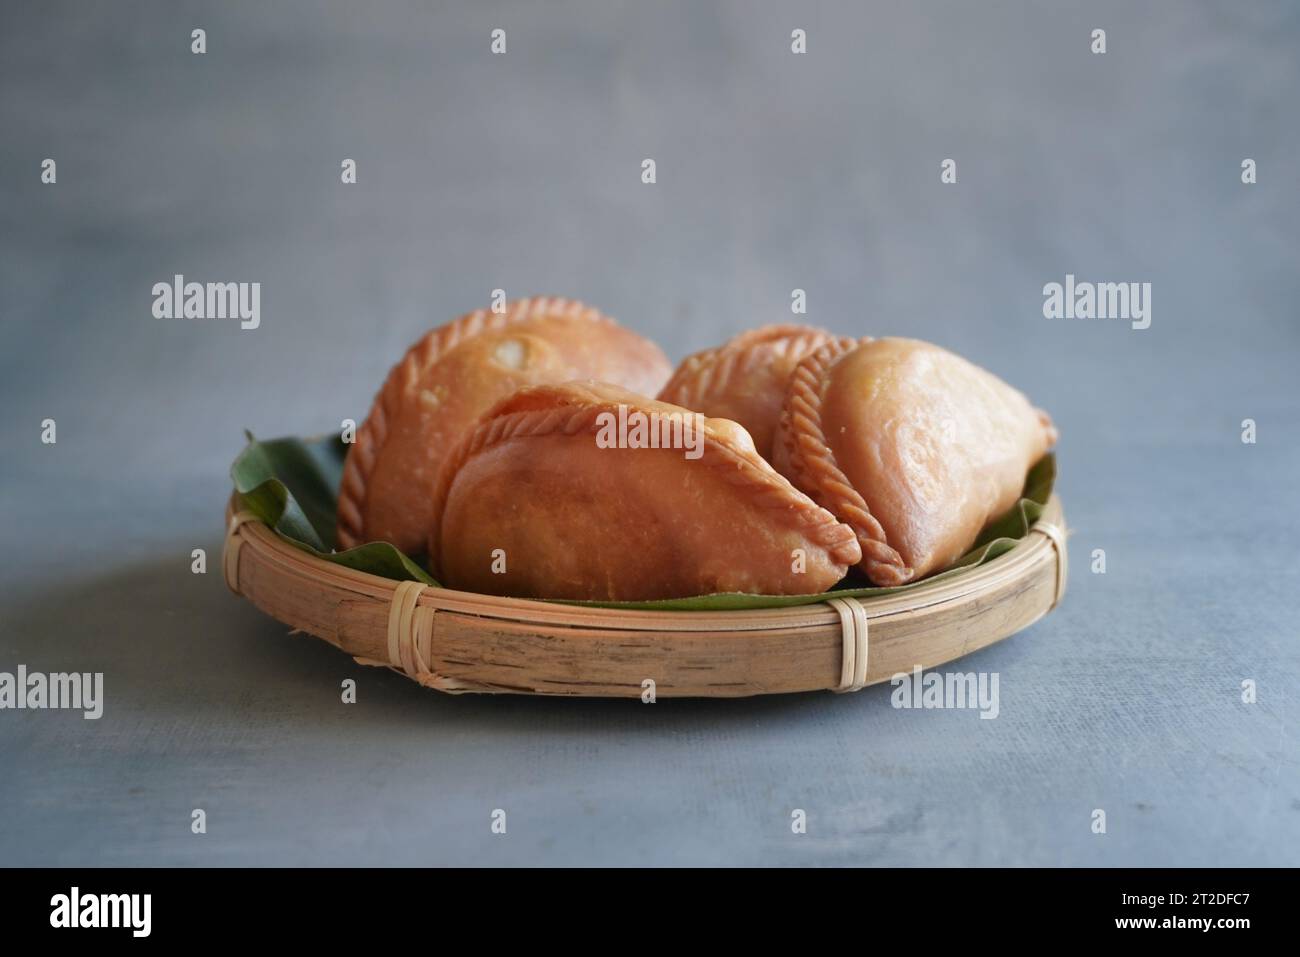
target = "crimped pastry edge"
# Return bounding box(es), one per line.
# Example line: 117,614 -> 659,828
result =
777,337 -> 915,586
657,323 -> 833,415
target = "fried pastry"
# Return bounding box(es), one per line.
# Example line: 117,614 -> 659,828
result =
337,298 -> 671,555
657,324 -> 833,460
774,337 -> 1058,586
428,382 -> 862,601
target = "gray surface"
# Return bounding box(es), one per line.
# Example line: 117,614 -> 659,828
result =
1,1 -> 1297,866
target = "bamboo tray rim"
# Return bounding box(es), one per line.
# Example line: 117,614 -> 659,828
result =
224,494 -> 1067,696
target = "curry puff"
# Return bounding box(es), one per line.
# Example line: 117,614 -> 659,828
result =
774,337 -> 1058,587
658,324 -> 833,461
337,298 -> 671,555
428,382 -> 862,601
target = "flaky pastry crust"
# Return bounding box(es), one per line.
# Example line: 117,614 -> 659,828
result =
775,337 -> 1058,586
428,382 -> 861,601
337,297 -> 670,555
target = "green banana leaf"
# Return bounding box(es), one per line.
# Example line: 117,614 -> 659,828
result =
231,431 -> 436,585
230,431 -> 1055,610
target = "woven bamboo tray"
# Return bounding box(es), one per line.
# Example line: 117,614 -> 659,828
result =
223,494 -> 1067,698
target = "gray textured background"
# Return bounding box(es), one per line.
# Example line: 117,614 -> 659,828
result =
1,1 -> 1297,866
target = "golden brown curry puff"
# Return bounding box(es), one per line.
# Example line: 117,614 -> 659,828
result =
658,324 -> 833,460
428,382 -> 862,601
774,337 -> 1058,587
337,298 -> 670,555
